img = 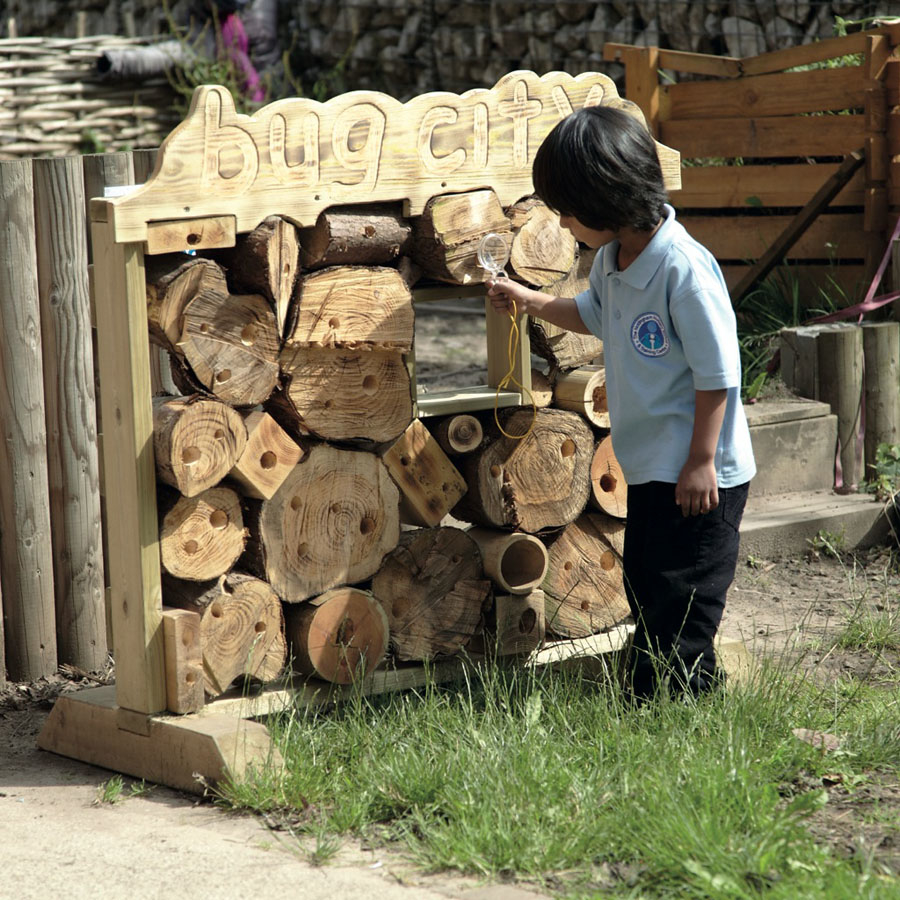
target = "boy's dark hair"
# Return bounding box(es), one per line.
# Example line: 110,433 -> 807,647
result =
532,105 -> 668,233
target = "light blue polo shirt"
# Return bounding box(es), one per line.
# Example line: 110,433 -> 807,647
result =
574,204 -> 756,488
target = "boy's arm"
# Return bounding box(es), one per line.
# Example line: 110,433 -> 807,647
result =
487,279 -> 592,334
675,388 -> 727,516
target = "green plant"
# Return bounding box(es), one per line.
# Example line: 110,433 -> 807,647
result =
834,605 -> 900,653
734,260 -> 853,401
94,775 -> 125,805
866,443 -> 900,502
162,0 -> 269,115
808,527 -> 847,559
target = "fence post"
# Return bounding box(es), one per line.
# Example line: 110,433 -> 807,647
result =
0,159 -> 58,680
33,156 -> 108,671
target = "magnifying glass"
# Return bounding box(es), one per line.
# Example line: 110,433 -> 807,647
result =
477,232 -> 510,281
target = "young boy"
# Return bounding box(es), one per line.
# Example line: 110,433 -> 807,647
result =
488,105 -> 756,701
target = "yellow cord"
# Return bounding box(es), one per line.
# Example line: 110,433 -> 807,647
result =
493,309 -> 537,440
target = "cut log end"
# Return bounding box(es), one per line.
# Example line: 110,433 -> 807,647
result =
286,588 -> 389,684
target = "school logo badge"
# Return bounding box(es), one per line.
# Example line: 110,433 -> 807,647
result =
631,313 -> 669,357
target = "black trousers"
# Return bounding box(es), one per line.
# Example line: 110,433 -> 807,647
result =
623,480 -> 749,700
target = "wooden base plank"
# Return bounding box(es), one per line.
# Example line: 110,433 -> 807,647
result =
38,630 -> 636,792
37,685 -> 281,794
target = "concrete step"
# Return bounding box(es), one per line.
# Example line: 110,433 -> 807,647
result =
744,398 -> 836,496
740,488 -> 892,559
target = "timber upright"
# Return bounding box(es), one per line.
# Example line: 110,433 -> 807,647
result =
38,72 -> 682,791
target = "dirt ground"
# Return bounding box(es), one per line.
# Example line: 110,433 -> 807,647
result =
2,309 -> 899,896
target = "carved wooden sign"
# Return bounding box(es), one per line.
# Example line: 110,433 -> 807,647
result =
103,70 -> 681,243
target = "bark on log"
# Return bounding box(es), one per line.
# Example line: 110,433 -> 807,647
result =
380,418 -> 467,527
153,395 -> 248,497
162,571 -> 286,697
244,443 -> 400,603
411,190 -> 511,284
529,249 -> 603,369
272,347 -> 414,445
542,512 -> 629,638
452,407 -> 593,532
179,286 -> 280,407
553,365 -> 609,428
530,368 -> 554,408
371,526 -> 490,661
506,197 -> 576,286
466,527 -> 548,594
211,215 -> 300,341
284,587 -> 389,684
145,254 -> 227,352
159,485 -> 246,582
228,409 -> 305,500
590,434 -> 627,519
297,204 -> 412,269
286,265 -> 414,351
430,414 -> 484,455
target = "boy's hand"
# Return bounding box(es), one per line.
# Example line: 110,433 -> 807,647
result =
675,458 -> 719,517
487,278 -> 531,316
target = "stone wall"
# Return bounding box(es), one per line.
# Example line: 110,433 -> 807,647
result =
6,1 -> 900,101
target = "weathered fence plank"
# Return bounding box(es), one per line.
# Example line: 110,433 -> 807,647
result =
33,156 -> 108,671
0,158 -> 58,681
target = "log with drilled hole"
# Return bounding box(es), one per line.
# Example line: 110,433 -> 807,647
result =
379,418 -> 467,527
553,365 -> 609,428
589,434 -> 627,519
174,284 -> 280,408
270,346 -> 414,444
162,571 -> 286,697
297,204 -> 412,269
145,254 -> 228,353
371,526 -> 491,661
492,589 -> 546,656
541,512 -> 629,639
243,443 -> 400,603
210,215 -> 300,341
159,485 -> 245,582
506,197 -> 576,286
284,586 -> 390,684
411,189 -> 511,284
228,409 -> 305,500
153,395 -> 247,497
452,407 -> 593,532
285,265 -> 414,352
429,413 -> 484,456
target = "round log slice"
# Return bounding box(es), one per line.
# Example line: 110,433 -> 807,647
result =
248,443 -> 400,602
285,587 -> 389,684
163,571 -> 286,696
153,395 -> 248,497
160,486 -> 245,582
371,526 -> 490,661
542,512 -> 629,639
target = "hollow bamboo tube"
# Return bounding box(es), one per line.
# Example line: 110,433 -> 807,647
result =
467,527 -> 549,595
552,365 -> 609,427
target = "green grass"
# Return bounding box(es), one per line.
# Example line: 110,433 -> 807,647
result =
216,657 -> 900,898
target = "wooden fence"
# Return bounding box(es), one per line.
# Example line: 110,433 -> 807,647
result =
0,148 -> 157,686
0,35 -> 178,159
606,23 -> 900,304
